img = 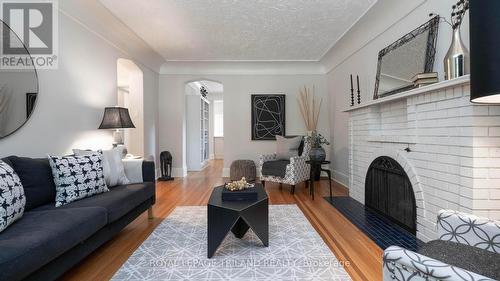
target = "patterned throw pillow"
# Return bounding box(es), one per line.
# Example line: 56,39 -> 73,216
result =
0,160 -> 26,232
48,152 -> 109,207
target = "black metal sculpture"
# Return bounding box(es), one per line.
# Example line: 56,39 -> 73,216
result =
158,151 -> 173,181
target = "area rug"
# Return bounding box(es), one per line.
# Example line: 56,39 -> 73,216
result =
112,205 -> 351,281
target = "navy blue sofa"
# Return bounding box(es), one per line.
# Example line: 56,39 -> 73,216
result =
0,156 -> 156,281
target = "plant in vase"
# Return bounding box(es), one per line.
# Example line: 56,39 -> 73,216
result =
306,131 -> 330,161
297,86 -> 330,161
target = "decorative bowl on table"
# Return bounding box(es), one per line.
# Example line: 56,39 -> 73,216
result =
222,177 -> 257,201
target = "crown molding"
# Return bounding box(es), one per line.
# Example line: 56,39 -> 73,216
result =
160,61 -> 325,75
318,0 -> 379,61
320,0 -> 426,74
59,0 -> 166,73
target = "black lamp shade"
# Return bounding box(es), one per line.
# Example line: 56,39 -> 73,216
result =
98,107 -> 135,129
470,0 -> 500,103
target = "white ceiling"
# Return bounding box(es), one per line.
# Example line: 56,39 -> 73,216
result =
100,0 -> 376,62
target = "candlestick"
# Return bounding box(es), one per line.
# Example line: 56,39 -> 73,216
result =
350,75 -> 354,106
356,75 -> 361,104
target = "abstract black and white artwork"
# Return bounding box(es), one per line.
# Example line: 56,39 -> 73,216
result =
251,94 -> 285,140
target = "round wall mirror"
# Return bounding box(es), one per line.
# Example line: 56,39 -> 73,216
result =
0,20 -> 39,138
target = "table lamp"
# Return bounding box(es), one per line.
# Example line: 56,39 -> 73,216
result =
98,107 -> 135,147
470,0 -> 500,103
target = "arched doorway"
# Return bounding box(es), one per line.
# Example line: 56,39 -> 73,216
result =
184,80 -> 224,171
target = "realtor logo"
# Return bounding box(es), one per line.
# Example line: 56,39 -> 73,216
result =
0,0 -> 58,69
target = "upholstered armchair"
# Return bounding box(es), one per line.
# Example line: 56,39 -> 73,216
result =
257,138 -> 311,194
383,210 -> 500,281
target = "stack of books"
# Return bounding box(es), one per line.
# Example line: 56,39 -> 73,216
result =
412,72 -> 438,87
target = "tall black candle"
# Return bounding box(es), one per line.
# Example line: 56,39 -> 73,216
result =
356,75 -> 361,104
350,75 -> 354,106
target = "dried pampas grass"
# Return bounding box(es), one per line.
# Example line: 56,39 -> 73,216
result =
297,85 -> 322,131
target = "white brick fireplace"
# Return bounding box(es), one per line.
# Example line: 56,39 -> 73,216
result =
346,75 -> 500,242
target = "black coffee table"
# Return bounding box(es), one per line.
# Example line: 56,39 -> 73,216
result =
207,184 -> 269,258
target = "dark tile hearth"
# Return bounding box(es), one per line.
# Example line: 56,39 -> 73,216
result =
325,196 -> 424,251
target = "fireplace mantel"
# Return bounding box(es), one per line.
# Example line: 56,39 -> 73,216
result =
346,74 -> 500,242
344,75 -> 470,112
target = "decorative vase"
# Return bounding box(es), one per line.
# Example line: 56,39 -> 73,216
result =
444,27 -> 469,80
309,147 -> 326,162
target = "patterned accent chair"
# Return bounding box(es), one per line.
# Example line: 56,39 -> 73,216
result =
383,210 -> 500,281
258,138 -> 311,194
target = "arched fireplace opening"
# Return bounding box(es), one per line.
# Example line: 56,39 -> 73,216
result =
365,156 -> 416,234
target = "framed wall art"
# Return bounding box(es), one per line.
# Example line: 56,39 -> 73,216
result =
251,94 -> 285,140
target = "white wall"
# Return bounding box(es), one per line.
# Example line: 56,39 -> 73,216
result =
117,59 -> 145,157
0,9 -> 161,160
208,99 -> 215,160
142,66 -> 159,161
213,100 -> 224,137
324,0 -> 470,186
159,74 -> 328,177
210,97 -> 223,160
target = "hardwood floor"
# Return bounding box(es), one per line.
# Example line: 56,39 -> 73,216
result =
62,160 -> 383,281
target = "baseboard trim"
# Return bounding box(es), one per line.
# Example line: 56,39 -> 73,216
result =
331,177 -> 348,190
172,168 -> 187,178
332,170 -> 349,189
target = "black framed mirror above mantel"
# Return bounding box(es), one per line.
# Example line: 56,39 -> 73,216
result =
373,16 -> 440,100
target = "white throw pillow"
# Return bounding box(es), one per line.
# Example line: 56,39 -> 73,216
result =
73,147 -> 129,187
276,135 -> 302,160
0,160 -> 25,232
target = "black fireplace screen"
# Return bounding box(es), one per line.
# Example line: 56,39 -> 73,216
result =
365,156 -> 416,234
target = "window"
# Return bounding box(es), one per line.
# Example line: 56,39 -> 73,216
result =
214,100 -> 223,137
